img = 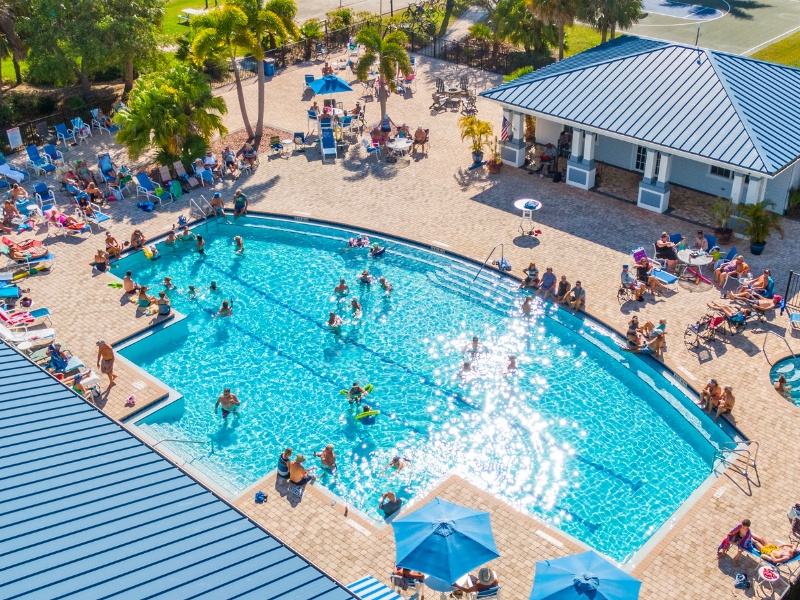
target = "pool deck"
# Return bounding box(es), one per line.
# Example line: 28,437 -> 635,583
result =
16,55 -> 800,599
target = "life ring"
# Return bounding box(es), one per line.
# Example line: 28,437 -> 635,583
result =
355,410 -> 380,421
340,384 -> 373,396
334,127 -> 343,141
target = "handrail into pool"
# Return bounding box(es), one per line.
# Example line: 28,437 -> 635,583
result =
471,243 -> 504,287
761,331 -> 800,368
714,440 -> 759,479
189,195 -> 215,225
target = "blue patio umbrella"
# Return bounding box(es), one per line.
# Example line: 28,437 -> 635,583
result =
530,551 -> 641,600
391,498 -> 500,585
308,75 -> 354,95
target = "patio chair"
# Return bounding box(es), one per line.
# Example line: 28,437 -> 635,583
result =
745,543 -> 800,596
0,159 -> 30,184
430,93 -> 447,113
54,123 -> 75,147
26,146 -> 56,177
684,313 -> 726,349
73,197 -> 111,232
293,132 -> 307,153
714,247 -> 737,271
34,182 -> 56,211
34,121 -> 53,146
173,161 -> 200,188
320,128 -> 337,163
269,135 -> 284,157
435,77 -> 445,95
303,74 -> 315,95
135,172 -> 173,205
461,94 -> 478,115
71,117 -> 92,141
42,144 -> 63,166
361,138 -> 380,163
307,109 -> 319,135
192,161 -> 215,186
0,323 -> 56,344
339,115 -> 354,139
0,306 -> 52,329
91,108 -> 120,136
0,242 -> 55,273
460,74 -> 476,97
315,42 -> 328,60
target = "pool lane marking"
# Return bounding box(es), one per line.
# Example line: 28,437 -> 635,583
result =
198,259 -> 481,410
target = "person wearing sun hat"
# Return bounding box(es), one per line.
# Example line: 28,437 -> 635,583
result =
358,269 -> 373,284
455,567 -> 498,593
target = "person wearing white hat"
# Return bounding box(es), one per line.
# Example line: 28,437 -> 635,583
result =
455,567 -> 498,593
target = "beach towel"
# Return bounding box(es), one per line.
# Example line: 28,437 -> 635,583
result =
0,164 -> 25,183
719,524 -> 753,553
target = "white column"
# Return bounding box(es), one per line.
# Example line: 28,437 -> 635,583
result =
510,111 -> 524,142
643,149 -> 657,182
731,172 -> 745,204
656,153 -> 672,188
583,132 -> 596,163
570,129 -> 583,161
745,176 -> 765,205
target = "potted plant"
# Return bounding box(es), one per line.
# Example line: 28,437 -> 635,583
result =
487,136 -> 503,174
734,199 -> 784,255
709,196 -> 734,245
458,115 -> 492,164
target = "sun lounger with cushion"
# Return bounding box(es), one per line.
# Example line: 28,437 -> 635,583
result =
0,324 -> 55,343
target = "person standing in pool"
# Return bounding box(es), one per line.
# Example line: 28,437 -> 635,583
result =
234,236 -> 243,254
195,235 -> 205,255
522,295 -> 533,316
379,277 -> 393,292
358,270 -> 373,284
215,300 -> 233,318
351,298 -> 362,318
334,278 -> 349,294
327,312 -> 343,328
179,227 -> 196,241
215,387 -> 240,418
313,444 -> 337,469
463,336 -> 483,358
347,382 -> 368,404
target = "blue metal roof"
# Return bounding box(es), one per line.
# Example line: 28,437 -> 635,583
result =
481,36 -> 800,175
0,343 -> 356,600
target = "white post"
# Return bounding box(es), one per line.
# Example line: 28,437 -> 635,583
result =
510,111 -> 524,142
745,176 -> 764,205
731,172 -> 745,204
643,149 -> 657,183
656,153 -> 672,187
570,129 -> 583,162
583,132 -> 596,163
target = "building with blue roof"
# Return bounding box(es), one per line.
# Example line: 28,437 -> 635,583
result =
0,341 -> 356,600
481,36 -> 800,214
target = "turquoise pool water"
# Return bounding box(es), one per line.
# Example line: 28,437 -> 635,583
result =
770,358 -> 800,404
119,217 -> 734,563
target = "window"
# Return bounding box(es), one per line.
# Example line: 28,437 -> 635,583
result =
634,146 -> 660,177
710,165 -> 733,179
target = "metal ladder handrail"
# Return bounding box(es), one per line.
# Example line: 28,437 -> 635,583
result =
762,331 -> 800,368
471,243 -> 503,287
189,194 -> 214,223
713,439 -> 758,477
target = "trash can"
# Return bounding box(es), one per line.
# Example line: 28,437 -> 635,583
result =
264,58 -> 275,77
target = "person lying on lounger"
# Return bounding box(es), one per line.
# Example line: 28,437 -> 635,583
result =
47,209 -> 86,230
707,302 -> 752,322
753,541 -> 800,564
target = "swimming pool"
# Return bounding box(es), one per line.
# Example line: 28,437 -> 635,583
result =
118,216 -> 734,563
769,357 -> 800,405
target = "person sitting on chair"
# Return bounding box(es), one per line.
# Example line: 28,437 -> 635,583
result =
242,143 -> 257,167
411,126 -> 427,154
655,232 -> 680,272
693,230 -> 709,251
714,255 -> 749,288
9,183 -> 28,203
707,301 -> 752,323
454,568 -> 499,594
621,265 -> 646,302
96,109 -> 114,129
322,62 -> 333,76
350,102 -> 362,116
222,146 -> 239,179
636,257 -> 666,296
98,155 -> 120,186
203,151 -> 222,180
538,143 -> 556,172
736,269 -> 772,298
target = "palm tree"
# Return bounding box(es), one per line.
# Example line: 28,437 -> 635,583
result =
582,0 -> 643,42
115,64 -> 227,165
0,0 -> 25,85
354,27 -> 411,118
527,0 -> 577,60
608,0 -> 644,39
192,6 -> 263,138
496,0 -> 556,54
230,0 -> 294,138
0,32 -> 9,101
298,19 -> 322,61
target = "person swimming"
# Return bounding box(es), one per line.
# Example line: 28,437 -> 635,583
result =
179,227 -> 196,241
210,280 -> 219,291
186,285 -> 197,299
506,355 -> 518,372
463,336 -> 483,358
351,298 -> 362,317
458,360 -> 472,379
379,276 -> 393,292
234,236 -> 243,254
382,455 -> 410,475
358,270 -> 373,284
369,243 -> 386,257
215,299 -> 233,318
348,382 -> 368,404
166,231 -> 177,246
163,276 -> 174,289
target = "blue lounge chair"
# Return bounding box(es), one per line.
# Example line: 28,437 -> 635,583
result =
42,144 -> 63,166
349,577 -> 403,600
135,172 -> 173,205
303,74 -> 314,95
34,182 -> 56,212
705,233 -> 718,250
0,154 -> 30,184
54,123 -> 75,147
26,146 -> 56,177
320,128 -> 337,164
73,196 -> 111,232
307,109 -> 319,134
0,245 -> 55,272
91,109 -> 119,136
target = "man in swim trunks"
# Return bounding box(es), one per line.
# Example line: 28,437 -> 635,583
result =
214,387 -> 240,418
215,300 -> 233,318
313,444 -> 336,469
209,192 -> 229,221
289,454 -> 316,485
382,456 -> 409,475
179,227 -> 196,241
348,382 -> 367,404
96,340 -> 118,387
327,312 -> 343,328
379,491 -> 405,518
123,271 -> 138,294
334,278 -> 349,294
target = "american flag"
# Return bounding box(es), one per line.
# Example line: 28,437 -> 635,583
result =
501,116 -> 510,141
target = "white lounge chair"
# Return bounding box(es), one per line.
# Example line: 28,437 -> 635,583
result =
0,323 -> 56,343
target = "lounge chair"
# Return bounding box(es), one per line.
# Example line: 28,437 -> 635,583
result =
173,161 -> 200,188
684,313 -> 726,349
46,211 -> 91,238
33,182 -> 56,212
73,197 -> 111,232
0,306 -> 52,329
91,109 -> 119,136
135,172 -> 173,205
293,132 -> 307,153
42,145 -> 63,166
0,244 -> 54,273
303,74 -> 314,95
320,127 -> 337,163
361,138 -> 380,162
0,153 -> 30,184
0,323 -> 55,344
71,117 -> 92,142
348,576 -> 403,600
54,123 -> 75,147
26,146 -> 56,177
745,543 -> 800,595
307,109 -> 319,135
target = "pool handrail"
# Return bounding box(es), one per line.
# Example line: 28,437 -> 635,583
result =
471,243 -> 504,287
762,331 -> 799,368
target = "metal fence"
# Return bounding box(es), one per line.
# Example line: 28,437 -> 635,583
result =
1,98 -> 117,157
204,57 -> 259,90
785,270 -> 800,312
416,38 -> 555,75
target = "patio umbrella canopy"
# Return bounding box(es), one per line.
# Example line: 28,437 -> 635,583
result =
530,551 -> 641,600
391,498 -> 500,585
308,75 -> 354,95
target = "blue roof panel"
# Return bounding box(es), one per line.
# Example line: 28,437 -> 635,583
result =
0,343 -> 356,600
481,36 -> 800,174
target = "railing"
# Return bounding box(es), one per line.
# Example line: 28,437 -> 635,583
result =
784,269 -> 800,313
762,331 -> 800,368
204,56 -> 259,90
0,98 -> 117,157
416,37 -> 555,76
714,440 -> 759,478
189,194 -> 214,223
471,243 -> 504,286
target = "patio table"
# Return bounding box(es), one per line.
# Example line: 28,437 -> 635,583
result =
677,249 -> 714,283
423,574 -> 472,600
514,198 -> 542,235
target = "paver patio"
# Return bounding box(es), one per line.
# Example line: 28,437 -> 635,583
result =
10,54 -> 800,599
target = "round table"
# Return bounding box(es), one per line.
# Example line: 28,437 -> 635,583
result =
16,341 -> 33,354
677,249 -> 714,283
514,198 -> 542,235
281,138 -> 294,156
757,565 -> 781,596
386,138 -> 412,164
423,574 -> 472,599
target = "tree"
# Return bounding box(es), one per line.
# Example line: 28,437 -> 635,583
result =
114,64 -> 227,165
0,32 -> 9,100
191,5 -> 263,139
298,19 -> 322,61
230,0 -> 294,138
354,27 -> 411,117
495,0 -> 556,54
527,0 -> 577,60
99,0 -> 165,97
0,0 -> 27,85
582,0 -> 643,42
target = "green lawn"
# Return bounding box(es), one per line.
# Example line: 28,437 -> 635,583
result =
163,0 -> 213,40
751,31 -> 800,67
564,24 -> 604,58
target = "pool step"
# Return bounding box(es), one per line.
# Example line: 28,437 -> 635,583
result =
426,272 -> 513,311
437,266 -> 518,305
